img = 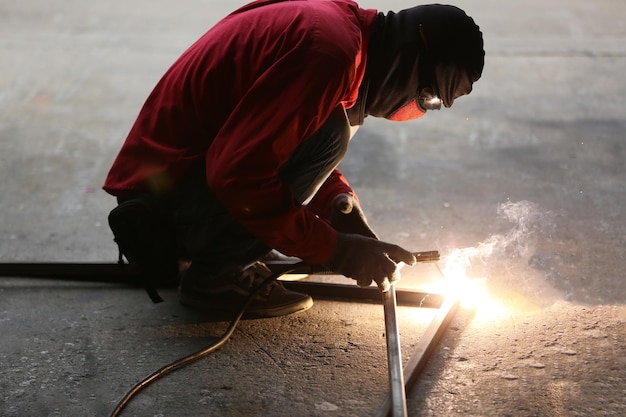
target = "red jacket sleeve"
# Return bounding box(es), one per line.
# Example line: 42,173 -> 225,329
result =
206,36 -> 357,264
306,169 -> 356,220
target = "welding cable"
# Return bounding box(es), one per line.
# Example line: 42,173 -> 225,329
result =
109,262 -> 304,417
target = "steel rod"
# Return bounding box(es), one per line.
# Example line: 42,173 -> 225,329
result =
0,262 -> 444,308
0,262 -> 139,281
402,295 -> 459,388
282,281 -> 443,308
382,285 -> 408,417
374,294 -> 460,417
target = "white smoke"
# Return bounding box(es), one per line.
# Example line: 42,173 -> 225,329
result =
443,200 -> 555,281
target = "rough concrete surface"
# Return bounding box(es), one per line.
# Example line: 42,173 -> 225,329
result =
1,0 -> 624,416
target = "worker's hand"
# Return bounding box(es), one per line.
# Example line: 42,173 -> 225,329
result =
329,193 -> 378,239
323,233 -> 416,292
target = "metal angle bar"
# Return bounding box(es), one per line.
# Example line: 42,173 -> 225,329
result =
374,295 -> 460,417
0,262 -> 444,308
281,281 -> 443,308
0,262 -> 138,282
382,286 -> 408,417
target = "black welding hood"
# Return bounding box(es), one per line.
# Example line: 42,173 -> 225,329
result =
347,4 -> 485,125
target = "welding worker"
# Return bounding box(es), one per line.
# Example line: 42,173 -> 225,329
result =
104,0 -> 484,317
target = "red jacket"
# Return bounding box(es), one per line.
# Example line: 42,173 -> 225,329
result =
103,0 -> 378,264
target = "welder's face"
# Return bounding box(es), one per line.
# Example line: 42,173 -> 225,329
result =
409,62 -> 474,115
388,66 -> 473,121
435,64 -> 473,108
417,87 -> 442,111
385,61 -> 476,121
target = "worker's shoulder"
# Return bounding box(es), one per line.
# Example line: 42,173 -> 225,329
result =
308,0 -> 367,60
229,0 -> 371,63
305,0 -> 364,31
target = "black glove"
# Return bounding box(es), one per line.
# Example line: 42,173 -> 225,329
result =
328,193 -> 378,239
323,233 -> 416,292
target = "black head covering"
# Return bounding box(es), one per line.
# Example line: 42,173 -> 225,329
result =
347,4 -> 484,125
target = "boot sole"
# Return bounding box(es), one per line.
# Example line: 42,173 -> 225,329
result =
178,291 -> 314,318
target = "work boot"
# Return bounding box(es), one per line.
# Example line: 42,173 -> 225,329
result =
178,261 -> 313,318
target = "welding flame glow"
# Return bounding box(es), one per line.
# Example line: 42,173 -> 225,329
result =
438,247 -> 508,322
428,200 -> 551,322
406,201 -> 552,323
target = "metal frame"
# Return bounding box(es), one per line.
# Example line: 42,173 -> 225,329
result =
0,262 -> 458,416
282,279 -> 459,417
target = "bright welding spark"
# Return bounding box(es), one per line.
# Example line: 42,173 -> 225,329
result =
397,248 -> 505,324
405,201 -> 550,322
433,247 -> 508,323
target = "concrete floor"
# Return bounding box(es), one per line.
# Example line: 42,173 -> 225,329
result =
1,0 -> 625,416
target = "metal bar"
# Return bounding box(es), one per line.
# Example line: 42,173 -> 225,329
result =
282,281 -> 443,308
402,295 -> 459,389
382,286 -> 408,417
374,295 -> 460,417
0,262 -> 139,282
0,262 -> 444,308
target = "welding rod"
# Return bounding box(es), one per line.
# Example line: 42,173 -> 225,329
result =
382,284 -> 408,417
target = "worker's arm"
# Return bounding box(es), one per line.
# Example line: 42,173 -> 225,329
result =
206,43 -> 354,265
307,170 -> 378,239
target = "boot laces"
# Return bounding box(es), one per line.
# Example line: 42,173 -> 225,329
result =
236,261 -> 277,297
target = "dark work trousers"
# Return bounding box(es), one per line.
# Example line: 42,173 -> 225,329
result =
166,105 -> 351,279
